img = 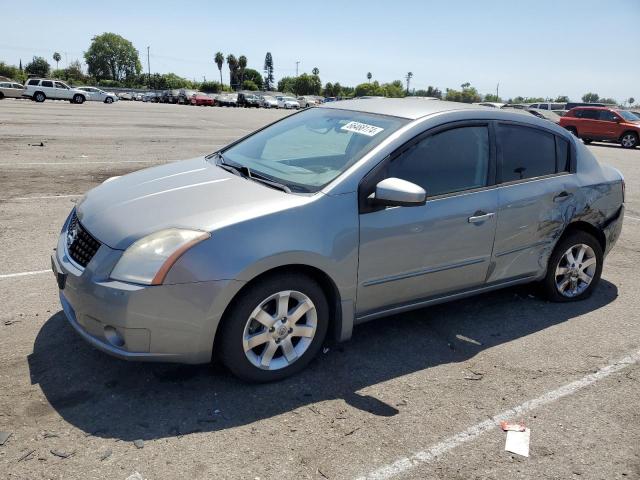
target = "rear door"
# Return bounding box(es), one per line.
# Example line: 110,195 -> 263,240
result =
577,109 -> 602,137
40,80 -> 55,97
357,122 -> 498,315
489,123 -> 575,283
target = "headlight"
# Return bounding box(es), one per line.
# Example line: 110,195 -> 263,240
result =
110,229 -> 210,285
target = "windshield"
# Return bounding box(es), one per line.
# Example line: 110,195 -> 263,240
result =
218,108 -> 407,192
619,110 -> 639,121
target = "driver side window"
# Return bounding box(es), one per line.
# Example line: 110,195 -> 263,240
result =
387,126 -> 490,197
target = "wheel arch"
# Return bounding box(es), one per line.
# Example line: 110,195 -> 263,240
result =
212,263 -> 345,358
559,220 -> 606,252
619,130 -> 638,142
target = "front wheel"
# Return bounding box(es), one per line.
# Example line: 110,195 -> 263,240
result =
105,97 -> 113,104
73,94 -> 85,104
582,138 -> 593,144
621,132 -> 638,149
219,274 -> 329,382
541,231 -> 603,302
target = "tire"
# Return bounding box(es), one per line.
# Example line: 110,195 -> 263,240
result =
620,132 -> 638,149
0,92 -> 4,100
34,92 -> 46,103
73,94 -> 85,104
219,273 -> 329,382
105,97 -> 113,104
541,230 -> 603,302
564,126 -> 578,137
582,138 -> 593,144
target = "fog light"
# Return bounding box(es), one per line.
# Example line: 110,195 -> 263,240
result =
104,326 -> 125,347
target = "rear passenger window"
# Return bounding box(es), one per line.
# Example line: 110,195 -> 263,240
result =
28,79 -> 39,85
498,125 -> 556,182
41,80 -> 53,87
388,126 -> 490,197
556,137 -> 570,173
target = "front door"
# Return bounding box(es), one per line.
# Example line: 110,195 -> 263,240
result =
357,123 -> 498,316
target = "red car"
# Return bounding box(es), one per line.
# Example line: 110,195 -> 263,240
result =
190,93 -> 214,106
559,106 -> 640,148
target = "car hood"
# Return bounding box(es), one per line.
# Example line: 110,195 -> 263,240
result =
76,156 -> 311,250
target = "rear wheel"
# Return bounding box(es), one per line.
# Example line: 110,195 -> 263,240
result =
73,94 -> 84,104
621,132 -> 638,149
564,126 -> 577,137
219,274 -> 329,382
541,231 -> 603,302
582,138 -> 593,144
34,92 -> 46,103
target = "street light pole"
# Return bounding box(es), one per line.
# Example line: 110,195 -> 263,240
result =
295,61 -> 300,77
147,46 -> 151,89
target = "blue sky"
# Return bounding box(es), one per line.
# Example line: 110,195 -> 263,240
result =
1,0 -> 638,102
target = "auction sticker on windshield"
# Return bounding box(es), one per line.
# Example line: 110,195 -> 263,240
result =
341,121 -> 384,137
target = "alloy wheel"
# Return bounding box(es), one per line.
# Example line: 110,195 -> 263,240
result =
621,133 -> 637,148
554,243 -> 597,298
242,290 -> 317,370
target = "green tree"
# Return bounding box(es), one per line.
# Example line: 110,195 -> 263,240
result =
53,52 -> 61,70
323,82 -> 333,97
367,72 -> 372,83
555,95 -> 569,102
214,51 -> 224,86
25,56 -> 50,77
0,61 -> 21,81
226,54 -> 239,89
445,83 -> 481,103
84,33 -> 141,81
483,93 -> 502,102
294,73 -> 322,95
242,80 -> 259,91
277,76 -> 296,93
242,68 -> 263,89
406,72 -> 413,93
312,67 -> 319,75
238,55 -> 247,84
385,80 -> 405,98
582,92 -> 599,103
599,97 -> 617,105
200,81 -> 222,93
263,52 -> 274,90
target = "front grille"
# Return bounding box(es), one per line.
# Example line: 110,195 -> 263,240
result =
67,212 -> 101,267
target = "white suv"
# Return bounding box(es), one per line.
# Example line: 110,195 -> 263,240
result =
23,78 -> 87,104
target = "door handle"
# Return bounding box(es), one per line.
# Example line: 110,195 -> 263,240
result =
468,211 -> 495,223
553,191 -> 571,202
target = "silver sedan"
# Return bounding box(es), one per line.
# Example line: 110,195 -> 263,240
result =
76,87 -> 118,104
52,99 -> 625,382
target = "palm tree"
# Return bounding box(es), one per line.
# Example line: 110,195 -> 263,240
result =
312,67 -> 319,76
226,54 -> 238,89
367,72 -> 372,83
53,52 -> 61,70
215,51 -> 224,86
406,72 -> 413,94
238,55 -> 247,86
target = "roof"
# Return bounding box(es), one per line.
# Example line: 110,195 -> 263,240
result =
569,105 -> 616,110
320,97 -> 484,120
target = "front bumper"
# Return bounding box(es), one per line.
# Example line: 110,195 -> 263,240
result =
52,226 -> 243,364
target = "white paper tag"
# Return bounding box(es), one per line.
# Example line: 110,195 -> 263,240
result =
341,121 -> 384,137
505,428 -> 530,457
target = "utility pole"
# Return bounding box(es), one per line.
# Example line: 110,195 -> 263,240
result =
496,82 -> 499,100
147,46 -> 151,88
295,61 -> 300,77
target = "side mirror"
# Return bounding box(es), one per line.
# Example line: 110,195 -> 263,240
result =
370,178 -> 426,207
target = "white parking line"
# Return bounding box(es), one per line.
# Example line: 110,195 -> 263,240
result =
0,160 -> 167,166
356,348 -> 640,480
0,269 -> 50,280
9,194 -> 81,201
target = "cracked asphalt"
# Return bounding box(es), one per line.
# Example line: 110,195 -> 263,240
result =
0,100 -> 638,480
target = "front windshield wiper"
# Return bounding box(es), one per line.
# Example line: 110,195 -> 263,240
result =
214,152 -> 292,193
